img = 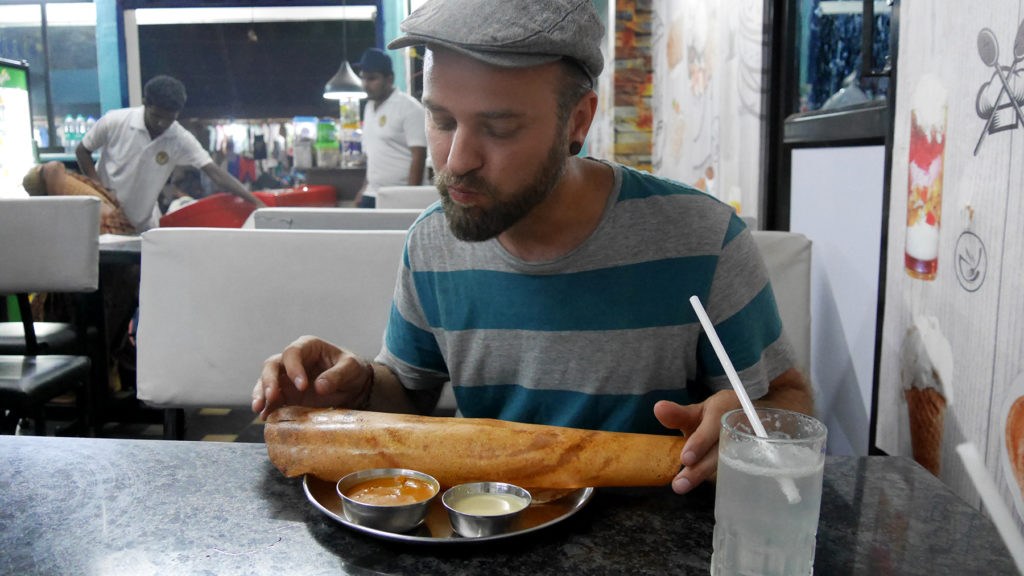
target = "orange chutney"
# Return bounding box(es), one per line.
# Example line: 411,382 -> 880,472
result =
343,475 -> 436,506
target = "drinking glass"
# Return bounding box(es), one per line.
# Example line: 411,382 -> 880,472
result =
710,408 -> 828,576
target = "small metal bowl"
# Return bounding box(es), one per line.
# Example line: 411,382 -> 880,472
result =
336,468 -> 440,533
442,482 -> 533,538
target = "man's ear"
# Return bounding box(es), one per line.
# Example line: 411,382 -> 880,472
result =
568,91 -> 598,152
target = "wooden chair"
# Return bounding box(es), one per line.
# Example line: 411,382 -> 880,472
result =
0,197 -> 100,435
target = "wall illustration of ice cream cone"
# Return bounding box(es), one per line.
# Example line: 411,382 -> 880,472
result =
905,74 -> 948,281
1006,397 -> 1024,497
900,316 -> 954,476
1000,373 -> 1024,524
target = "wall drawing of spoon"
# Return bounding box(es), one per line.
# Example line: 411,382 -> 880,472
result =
975,27 -> 1024,155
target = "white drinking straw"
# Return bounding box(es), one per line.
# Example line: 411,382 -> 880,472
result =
956,442 -> 1024,575
689,295 -> 800,504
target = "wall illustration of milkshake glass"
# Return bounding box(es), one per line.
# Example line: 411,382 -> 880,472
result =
905,74 -> 947,281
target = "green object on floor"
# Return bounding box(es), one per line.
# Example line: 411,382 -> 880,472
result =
5,295 -> 20,322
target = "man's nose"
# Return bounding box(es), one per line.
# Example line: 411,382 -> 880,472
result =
444,128 -> 483,176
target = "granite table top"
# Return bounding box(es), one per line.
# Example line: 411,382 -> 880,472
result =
0,435 -> 1016,575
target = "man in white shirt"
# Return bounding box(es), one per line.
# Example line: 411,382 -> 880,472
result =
76,75 -> 264,232
351,48 -> 428,208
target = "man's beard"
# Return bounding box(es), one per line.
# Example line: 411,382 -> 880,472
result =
436,135 -> 567,242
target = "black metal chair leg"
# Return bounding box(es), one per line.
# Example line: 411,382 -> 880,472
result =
164,408 -> 185,440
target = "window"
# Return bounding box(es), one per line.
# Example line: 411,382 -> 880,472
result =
0,2 -> 100,151
794,0 -> 892,114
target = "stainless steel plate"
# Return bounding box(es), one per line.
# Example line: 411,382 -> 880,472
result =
303,475 -> 594,544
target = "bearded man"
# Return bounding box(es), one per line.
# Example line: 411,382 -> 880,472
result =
252,0 -> 812,496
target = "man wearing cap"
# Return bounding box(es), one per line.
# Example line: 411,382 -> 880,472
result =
253,0 -> 813,496
76,75 -> 265,232
351,48 -> 428,208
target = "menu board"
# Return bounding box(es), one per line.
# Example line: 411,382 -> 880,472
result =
0,60 -> 35,198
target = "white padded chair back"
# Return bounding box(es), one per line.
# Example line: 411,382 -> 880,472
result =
0,197 -> 100,292
751,230 -> 812,375
253,207 -> 421,231
375,185 -> 439,209
137,228 -> 407,408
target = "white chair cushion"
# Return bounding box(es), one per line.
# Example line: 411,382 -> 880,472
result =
375,185 -> 439,209
0,197 -> 100,293
253,207 -> 422,231
751,230 -> 812,375
136,228 -> 407,408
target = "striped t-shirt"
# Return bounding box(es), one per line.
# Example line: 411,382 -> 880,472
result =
376,162 -> 795,434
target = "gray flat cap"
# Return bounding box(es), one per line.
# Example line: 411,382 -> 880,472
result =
387,0 -> 605,83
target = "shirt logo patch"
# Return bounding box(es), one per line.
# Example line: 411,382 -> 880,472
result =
379,115 -> 387,127
156,151 -> 169,165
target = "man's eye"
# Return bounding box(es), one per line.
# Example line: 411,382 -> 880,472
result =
485,125 -> 518,139
431,117 -> 455,131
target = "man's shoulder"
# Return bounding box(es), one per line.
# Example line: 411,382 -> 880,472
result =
99,106 -> 140,125
389,90 -> 425,111
165,121 -> 198,140
407,203 -> 447,235
606,163 -> 741,246
615,164 -> 709,201
404,204 -> 457,261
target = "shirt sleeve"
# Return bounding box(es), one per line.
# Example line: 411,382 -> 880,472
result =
81,112 -> 111,151
402,99 -> 428,149
697,214 -> 796,399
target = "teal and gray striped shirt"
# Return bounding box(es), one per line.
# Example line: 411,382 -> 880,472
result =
376,162 -> 795,434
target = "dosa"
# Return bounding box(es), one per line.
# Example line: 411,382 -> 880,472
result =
265,406 -> 686,488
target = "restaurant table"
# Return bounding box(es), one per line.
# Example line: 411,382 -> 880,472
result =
98,233 -> 142,265
81,236 -> 164,434
0,435 -> 1017,575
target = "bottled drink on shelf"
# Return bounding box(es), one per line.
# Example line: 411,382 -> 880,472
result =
75,114 -> 86,141
63,115 -> 75,153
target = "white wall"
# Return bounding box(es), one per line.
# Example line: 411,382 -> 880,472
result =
877,0 -> 1024,521
790,145 -> 886,455
651,0 -> 765,217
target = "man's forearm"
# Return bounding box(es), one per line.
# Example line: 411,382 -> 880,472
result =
352,179 -> 368,205
755,367 -> 815,416
364,362 -> 439,415
75,143 -> 99,182
407,147 -> 427,185
202,163 -> 263,205
222,177 -> 262,204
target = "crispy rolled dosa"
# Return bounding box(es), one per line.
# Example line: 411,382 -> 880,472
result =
265,406 -> 686,488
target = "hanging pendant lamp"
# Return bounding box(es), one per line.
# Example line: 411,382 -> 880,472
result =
323,0 -> 366,100
323,60 -> 366,100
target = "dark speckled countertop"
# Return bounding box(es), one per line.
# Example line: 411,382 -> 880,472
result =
0,436 -> 1016,575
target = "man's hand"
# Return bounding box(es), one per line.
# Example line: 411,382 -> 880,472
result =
654,367 -> 813,495
251,335 -> 373,420
654,389 -> 741,494
200,162 -> 266,207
